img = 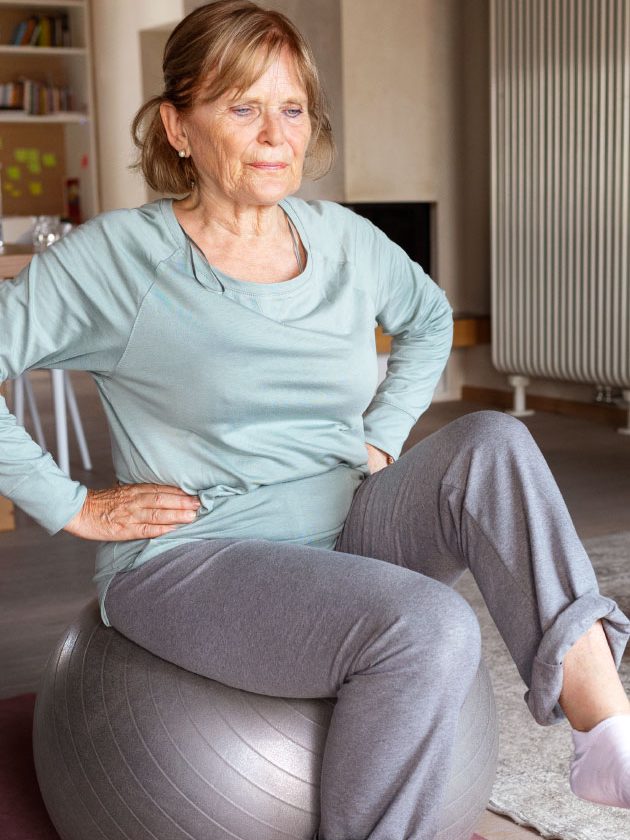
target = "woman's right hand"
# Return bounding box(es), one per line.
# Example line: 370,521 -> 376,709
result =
63,483 -> 201,541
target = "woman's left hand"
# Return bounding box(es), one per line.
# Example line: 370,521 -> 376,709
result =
365,442 -> 394,475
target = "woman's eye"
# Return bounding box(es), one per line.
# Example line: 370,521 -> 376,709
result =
232,107 -> 253,117
285,108 -> 303,118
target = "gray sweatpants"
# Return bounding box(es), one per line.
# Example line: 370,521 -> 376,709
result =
104,411 -> 630,840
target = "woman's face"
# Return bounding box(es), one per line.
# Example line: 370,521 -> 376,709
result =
181,47 -> 312,207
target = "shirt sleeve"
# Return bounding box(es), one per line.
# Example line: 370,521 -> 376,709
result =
0,223 -> 136,534
357,217 -> 453,460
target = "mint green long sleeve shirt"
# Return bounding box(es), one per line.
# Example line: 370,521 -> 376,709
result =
0,197 -> 453,626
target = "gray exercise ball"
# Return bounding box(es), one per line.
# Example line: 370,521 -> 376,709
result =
33,599 -> 498,840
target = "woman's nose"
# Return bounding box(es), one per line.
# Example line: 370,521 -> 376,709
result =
258,112 -> 285,146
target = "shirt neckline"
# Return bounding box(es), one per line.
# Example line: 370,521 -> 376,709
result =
160,195 -> 313,297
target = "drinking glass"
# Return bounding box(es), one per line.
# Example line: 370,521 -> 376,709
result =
32,216 -> 63,251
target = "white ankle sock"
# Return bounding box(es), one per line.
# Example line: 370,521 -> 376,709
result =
570,713 -> 630,809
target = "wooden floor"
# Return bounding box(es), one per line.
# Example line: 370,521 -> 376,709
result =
2,371 -> 630,840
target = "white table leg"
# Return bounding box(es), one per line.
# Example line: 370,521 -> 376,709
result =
64,373 -> 92,470
24,375 -> 47,451
51,369 -> 70,476
13,374 -> 25,426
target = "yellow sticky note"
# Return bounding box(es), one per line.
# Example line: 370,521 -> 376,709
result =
14,148 -> 28,163
28,181 -> 43,196
6,166 -> 21,181
42,153 -> 57,168
27,161 -> 42,174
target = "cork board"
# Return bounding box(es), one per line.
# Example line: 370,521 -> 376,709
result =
0,123 -> 66,215
0,382 -> 15,531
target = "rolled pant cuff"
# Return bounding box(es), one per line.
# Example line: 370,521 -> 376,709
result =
525,591 -> 630,726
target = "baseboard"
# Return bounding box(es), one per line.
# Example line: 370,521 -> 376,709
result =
461,386 -> 628,428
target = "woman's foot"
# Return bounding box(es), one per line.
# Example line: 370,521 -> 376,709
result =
570,714 -> 630,808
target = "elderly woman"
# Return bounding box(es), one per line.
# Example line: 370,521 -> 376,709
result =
1,1 -> 630,838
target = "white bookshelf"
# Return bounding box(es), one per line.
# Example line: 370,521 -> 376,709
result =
0,0 -> 100,220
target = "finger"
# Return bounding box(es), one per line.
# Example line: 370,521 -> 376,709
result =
135,523 -> 181,539
120,483 -> 199,500
134,490 -> 202,510
109,521 -> 186,540
119,506 -> 199,528
135,507 -> 199,526
142,483 -> 198,497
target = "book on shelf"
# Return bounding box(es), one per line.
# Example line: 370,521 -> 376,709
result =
37,17 -> 51,48
10,20 -> 27,46
9,13 -> 71,48
28,21 -> 41,47
53,15 -> 70,48
0,80 -> 23,109
18,15 -> 38,46
0,77 -> 74,115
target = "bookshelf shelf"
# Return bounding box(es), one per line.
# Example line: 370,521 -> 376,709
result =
0,1 -> 84,7
0,109 -> 87,122
0,45 -> 85,55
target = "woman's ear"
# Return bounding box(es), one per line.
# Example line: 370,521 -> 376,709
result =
159,101 -> 188,154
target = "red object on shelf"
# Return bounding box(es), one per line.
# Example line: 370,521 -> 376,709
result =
65,177 -> 81,224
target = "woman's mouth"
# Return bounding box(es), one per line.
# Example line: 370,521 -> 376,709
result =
248,162 -> 289,170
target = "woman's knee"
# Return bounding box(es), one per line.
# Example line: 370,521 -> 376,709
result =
427,411 -> 538,475
421,581 -> 481,673
373,578 -> 482,676
455,410 -> 533,450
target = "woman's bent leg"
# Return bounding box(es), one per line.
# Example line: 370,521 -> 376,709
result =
336,410 -> 630,726
104,537 -> 481,840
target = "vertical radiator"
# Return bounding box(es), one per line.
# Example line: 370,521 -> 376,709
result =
490,0 -> 630,403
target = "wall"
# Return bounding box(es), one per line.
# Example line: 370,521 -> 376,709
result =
91,0 -> 184,211
340,0 -> 596,405
341,0 -> 490,398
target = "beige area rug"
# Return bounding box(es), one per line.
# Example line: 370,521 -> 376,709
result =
455,531 -> 630,840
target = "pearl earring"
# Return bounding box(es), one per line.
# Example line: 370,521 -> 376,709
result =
178,149 -> 186,158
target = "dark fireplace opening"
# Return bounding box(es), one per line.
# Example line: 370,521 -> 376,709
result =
342,202 -> 433,278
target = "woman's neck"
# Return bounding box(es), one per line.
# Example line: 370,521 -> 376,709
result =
173,186 -> 288,243
171,185 -> 306,284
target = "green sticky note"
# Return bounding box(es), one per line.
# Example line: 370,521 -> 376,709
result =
27,161 -> 42,174
28,181 -> 43,196
26,148 -> 39,162
6,166 -> 21,181
14,148 -> 28,163
42,153 -> 57,168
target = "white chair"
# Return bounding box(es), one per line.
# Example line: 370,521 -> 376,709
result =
13,370 -> 92,477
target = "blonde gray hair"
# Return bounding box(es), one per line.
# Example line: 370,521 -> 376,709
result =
130,0 -> 335,195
